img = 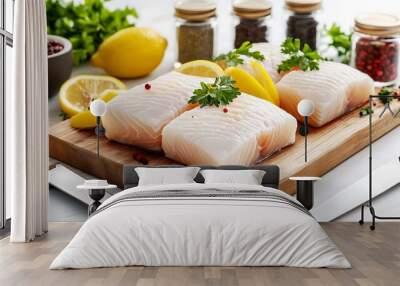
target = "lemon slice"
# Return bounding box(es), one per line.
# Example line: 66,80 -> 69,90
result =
59,75 -> 126,117
70,111 -> 98,129
249,61 -> 280,106
69,89 -> 121,129
225,67 -> 275,104
100,89 -> 120,103
177,60 -> 225,78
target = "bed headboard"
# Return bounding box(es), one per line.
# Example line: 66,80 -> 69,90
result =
122,165 -> 280,190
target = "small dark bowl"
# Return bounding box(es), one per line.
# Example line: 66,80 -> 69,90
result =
48,35 -> 73,97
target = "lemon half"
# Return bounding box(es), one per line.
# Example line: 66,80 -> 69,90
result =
91,27 -> 167,78
177,60 -> 225,78
59,75 -> 126,117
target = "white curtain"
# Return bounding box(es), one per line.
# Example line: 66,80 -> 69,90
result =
7,0 -> 48,242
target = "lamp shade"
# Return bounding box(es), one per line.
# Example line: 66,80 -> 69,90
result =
90,99 -> 107,117
297,99 -> 315,117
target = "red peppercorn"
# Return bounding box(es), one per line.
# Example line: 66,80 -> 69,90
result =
355,37 -> 398,83
47,40 -> 64,55
223,108 -> 228,113
145,83 -> 151,90
132,152 -> 148,165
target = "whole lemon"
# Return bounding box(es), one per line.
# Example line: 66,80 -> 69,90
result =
91,27 -> 167,78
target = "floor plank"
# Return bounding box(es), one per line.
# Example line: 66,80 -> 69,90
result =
0,222 -> 399,286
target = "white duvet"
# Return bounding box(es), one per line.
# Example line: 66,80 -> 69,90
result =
50,183 -> 350,269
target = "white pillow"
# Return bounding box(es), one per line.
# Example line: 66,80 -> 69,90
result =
135,167 -> 200,186
200,169 -> 266,185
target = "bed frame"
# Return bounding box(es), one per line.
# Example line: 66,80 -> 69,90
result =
122,165 -> 280,190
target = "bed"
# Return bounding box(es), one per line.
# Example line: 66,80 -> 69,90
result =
50,165 -> 350,269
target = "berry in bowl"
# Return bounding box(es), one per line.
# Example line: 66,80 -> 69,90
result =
47,35 -> 73,97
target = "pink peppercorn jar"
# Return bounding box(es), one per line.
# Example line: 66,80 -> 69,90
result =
351,13 -> 400,87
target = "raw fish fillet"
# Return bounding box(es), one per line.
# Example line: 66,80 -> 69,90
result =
162,94 -> 297,166
242,42 -> 284,83
277,61 -> 374,127
102,72 -> 211,151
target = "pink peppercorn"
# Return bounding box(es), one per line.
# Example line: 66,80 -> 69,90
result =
355,37 -> 398,84
145,83 -> 151,90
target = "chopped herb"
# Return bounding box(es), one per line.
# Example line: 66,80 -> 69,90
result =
214,41 -> 265,67
189,76 -> 241,108
278,38 -> 322,73
324,24 -> 352,64
360,106 -> 373,117
378,87 -> 395,104
59,110 -> 69,120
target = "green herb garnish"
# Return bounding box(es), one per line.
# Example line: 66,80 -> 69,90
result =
46,0 -> 138,65
360,106 -> 374,117
277,38 -> 322,73
378,87 -> 395,104
59,110 -> 68,120
324,24 -> 352,64
214,41 -> 265,67
189,76 -> 241,108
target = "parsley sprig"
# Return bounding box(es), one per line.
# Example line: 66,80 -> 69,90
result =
378,87 -> 395,104
278,38 -> 322,73
189,76 -> 241,108
324,24 -> 352,64
214,41 -> 265,67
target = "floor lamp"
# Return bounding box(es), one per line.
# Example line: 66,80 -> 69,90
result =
297,99 -> 315,162
90,99 -> 107,158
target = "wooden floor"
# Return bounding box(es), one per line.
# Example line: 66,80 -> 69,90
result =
0,223 -> 399,286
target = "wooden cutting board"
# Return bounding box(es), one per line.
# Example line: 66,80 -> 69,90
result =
49,101 -> 400,194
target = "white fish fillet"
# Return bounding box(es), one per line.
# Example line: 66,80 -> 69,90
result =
241,42 -> 284,83
162,94 -> 297,166
277,61 -> 374,127
102,71 -> 211,151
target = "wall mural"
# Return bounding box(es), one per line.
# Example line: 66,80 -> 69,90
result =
46,0 -> 400,193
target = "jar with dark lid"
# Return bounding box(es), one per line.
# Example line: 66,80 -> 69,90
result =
351,13 -> 400,86
285,0 -> 321,50
175,0 -> 217,64
233,0 -> 272,49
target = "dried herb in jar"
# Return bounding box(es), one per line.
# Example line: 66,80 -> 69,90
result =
235,18 -> 268,48
177,23 -> 214,63
286,13 -> 318,50
174,0 -> 217,64
232,0 -> 272,49
355,38 -> 399,83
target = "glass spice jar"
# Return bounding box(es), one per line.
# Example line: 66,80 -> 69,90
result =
175,0 -> 217,64
232,0 -> 272,49
284,0 -> 322,50
352,13 -> 400,87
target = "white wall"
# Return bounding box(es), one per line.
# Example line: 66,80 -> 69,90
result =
310,126 -> 400,222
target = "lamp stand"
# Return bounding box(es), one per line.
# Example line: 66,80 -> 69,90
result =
94,116 -> 105,158
359,94 -> 400,230
299,116 -> 309,162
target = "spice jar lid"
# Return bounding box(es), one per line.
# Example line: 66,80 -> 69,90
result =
175,0 -> 216,21
285,0 -> 321,13
233,0 -> 272,20
355,13 -> 400,36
